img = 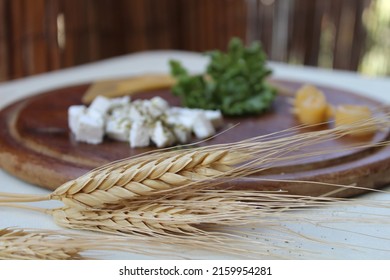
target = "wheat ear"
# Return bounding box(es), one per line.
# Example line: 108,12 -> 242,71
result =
48,190 -> 390,258
52,117 -> 390,208
0,226 -> 201,260
1,185 -> 389,259
0,227 -> 95,260
1,113 -> 388,210
46,205 -> 290,258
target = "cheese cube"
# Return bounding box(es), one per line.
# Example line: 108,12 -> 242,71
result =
203,110 -> 223,128
163,115 -> 179,127
129,121 -> 150,147
128,106 -> 145,122
192,112 -> 215,139
69,95 -> 222,147
68,105 -> 86,132
169,107 -> 192,115
151,96 -> 169,110
106,117 -> 131,141
89,96 -> 111,115
111,104 -> 131,118
147,96 -> 169,118
109,96 -> 131,109
167,107 -> 182,115
177,112 -> 198,129
167,107 -> 221,130
74,110 -> 105,144
172,125 -> 191,144
151,121 -> 175,148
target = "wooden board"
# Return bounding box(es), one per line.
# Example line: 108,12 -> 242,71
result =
1,79 -> 389,197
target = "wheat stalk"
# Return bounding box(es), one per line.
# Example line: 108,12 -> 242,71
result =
1,188 -> 389,259
1,114 -> 389,259
2,114 -> 387,209
0,228 -> 87,260
45,205 -> 304,258
47,191 -> 390,258
0,226 -> 215,260
0,188 -> 357,259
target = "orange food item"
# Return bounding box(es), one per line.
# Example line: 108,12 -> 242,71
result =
334,105 -> 375,136
293,84 -> 328,125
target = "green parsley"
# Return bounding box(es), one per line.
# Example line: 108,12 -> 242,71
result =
169,37 -> 276,116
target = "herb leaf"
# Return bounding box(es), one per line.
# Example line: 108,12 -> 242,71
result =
169,38 -> 276,116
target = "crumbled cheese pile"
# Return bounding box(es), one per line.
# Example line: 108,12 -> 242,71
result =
68,96 -> 223,148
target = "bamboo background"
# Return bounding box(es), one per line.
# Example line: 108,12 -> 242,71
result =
0,0 -> 378,82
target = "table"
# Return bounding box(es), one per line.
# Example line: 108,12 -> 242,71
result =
1,51 -> 390,259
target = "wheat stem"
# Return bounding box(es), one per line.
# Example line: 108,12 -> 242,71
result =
0,193 -> 51,203
1,114 -> 388,209
0,203 -> 48,214
0,227 -> 190,260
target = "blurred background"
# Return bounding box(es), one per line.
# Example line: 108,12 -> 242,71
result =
0,0 -> 389,82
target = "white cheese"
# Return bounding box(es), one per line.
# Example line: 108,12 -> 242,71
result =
177,114 -> 196,129
129,121 -> 150,147
147,96 -> 169,118
192,112 -> 215,139
109,96 -> 131,109
136,100 -> 154,122
203,110 -> 223,128
106,117 -> 131,142
74,110 -> 105,144
171,107 -> 223,128
169,107 -> 190,115
172,125 -> 191,144
68,105 -> 86,132
111,104 -> 131,118
128,106 -> 145,122
89,96 -> 111,115
69,96 -> 223,148
150,121 -> 174,148
151,96 -> 169,110
164,114 -> 181,126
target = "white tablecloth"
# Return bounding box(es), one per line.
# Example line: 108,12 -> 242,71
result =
1,51 -> 390,259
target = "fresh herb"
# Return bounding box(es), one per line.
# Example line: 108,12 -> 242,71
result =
169,37 -> 276,116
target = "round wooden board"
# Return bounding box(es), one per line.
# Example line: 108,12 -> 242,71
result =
1,79 -> 389,197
